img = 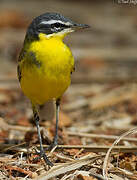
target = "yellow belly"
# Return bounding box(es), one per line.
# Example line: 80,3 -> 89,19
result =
20,33 -> 74,105
21,67 -> 71,104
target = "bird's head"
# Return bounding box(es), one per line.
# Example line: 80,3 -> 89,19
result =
26,12 -> 89,40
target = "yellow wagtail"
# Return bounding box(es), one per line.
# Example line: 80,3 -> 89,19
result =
17,12 -> 89,166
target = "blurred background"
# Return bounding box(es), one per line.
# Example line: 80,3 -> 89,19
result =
1,0 -> 137,178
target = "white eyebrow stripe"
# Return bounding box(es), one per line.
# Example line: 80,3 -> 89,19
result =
39,19 -> 72,26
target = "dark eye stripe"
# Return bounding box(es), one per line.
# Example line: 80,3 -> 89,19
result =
52,22 -> 70,28
54,23 -> 60,28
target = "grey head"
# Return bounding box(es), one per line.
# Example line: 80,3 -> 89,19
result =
26,12 -> 89,40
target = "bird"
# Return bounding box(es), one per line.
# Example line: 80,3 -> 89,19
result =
17,12 -> 89,166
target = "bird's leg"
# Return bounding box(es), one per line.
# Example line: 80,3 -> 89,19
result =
32,104 -> 53,166
53,99 -> 60,146
49,99 -> 60,149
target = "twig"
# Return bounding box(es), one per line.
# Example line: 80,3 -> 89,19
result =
35,154 -> 101,180
103,127 -> 137,180
50,145 -> 137,153
2,144 -> 137,154
117,167 -> 137,180
0,142 -> 26,152
5,165 -> 35,178
8,125 -> 33,132
67,131 -> 137,142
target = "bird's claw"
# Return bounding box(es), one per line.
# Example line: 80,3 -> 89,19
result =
46,139 -> 58,151
33,148 -> 53,166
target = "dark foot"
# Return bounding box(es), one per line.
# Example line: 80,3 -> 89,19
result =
40,150 -> 53,166
33,148 -> 53,166
47,138 -> 58,151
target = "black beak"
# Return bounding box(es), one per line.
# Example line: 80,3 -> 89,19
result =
72,23 -> 90,30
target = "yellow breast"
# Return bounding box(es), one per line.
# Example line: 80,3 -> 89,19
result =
20,33 -> 74,105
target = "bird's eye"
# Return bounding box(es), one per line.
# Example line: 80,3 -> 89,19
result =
51,22 -> 69,31
54,23 -> 61,28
